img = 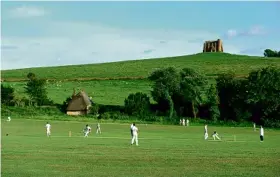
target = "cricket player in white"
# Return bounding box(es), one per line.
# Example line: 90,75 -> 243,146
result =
204,124 -> 208,140
253,123 -> 256,131
131,123 -> 139,146
96,123 -> 101,134
45,122 -> 51,137
130,123 -> 134,137
84,124 -> 91,137
7,117 -> 11,122
186,119 -> 189,127
182,119 -> 186,126
260,126 -> 264,142
212,131 -> 220,140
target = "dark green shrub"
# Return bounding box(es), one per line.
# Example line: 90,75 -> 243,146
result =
1,84 -> 15,106
124,92 -> 151,117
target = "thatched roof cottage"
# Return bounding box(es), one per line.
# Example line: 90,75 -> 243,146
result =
66,89 -> 93,116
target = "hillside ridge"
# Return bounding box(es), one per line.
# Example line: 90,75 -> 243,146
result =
2,53 -> 280,81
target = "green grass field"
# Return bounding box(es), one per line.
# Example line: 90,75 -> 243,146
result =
2,119 -> 280,177
6,80 -> 153,105
5,78 -> 216,105
2,53 -> 280,81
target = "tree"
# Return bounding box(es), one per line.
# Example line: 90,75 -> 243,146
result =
148,67 -> 181,115
246,66 -> 280,124
148,67 -> 207,119
27,72 -> 36,80
179,68 -> 208,118
216,73 -> 249,122
1,84 -> 15,106
24,74 -> 53,106
264,49 -> 280,57
124,92 -> 151,117
205,84 -> 220,122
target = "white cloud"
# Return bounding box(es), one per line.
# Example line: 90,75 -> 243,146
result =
248,26 -> 266,35
225,25 -> 266,38
1,21 -> 243,70
9,6 -> 47,18
226,29 -> 237,38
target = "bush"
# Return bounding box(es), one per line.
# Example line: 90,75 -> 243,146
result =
1,84 -> 15,106
124,92 -> 151,117
1,106 -> 63,117
98,104 -> 124,114
263,119 -> 280,128
60,96 -> 72,113
101,112 -> 111,120
90,104 -> 100,115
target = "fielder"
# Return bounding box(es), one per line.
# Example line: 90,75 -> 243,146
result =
260,126 -> 264,142
96,123 -> 101,134
45,122 -> 51,137
84,124 -> 91,137
253,123 -> 256,131
7,117 -> 11,122
130,123 -> 134,137
182,119 -> 186,126
131,123 -> 139,146
212,131 -> 221,140
186,119 -> 189,127
204,124 -> 208,140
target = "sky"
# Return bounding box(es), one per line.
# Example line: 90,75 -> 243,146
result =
1,1 -> 280,70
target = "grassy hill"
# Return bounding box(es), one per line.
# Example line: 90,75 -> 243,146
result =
2,53 -> 280,105
2,53 -> 280,81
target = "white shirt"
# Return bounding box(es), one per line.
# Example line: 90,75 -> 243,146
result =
97,123 -> 100,128
87,126 -> 91,132
132,126 -> 138,135
130,124 -> 134,130
260,127 -> 264,136
46,124 -> 51,130
204,125 -> 208,133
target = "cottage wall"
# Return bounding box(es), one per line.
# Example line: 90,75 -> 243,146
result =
67,111 -> 87,116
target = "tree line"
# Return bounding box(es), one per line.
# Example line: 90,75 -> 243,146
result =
122,66 -> 280,127
264,49 -> 280,57
1,66 -> 280,127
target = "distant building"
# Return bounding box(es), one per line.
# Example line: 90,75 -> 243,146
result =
66,89 -> 92,116
203,39 -> 224,53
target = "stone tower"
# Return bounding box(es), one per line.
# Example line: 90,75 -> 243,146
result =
203,39 -> 224,53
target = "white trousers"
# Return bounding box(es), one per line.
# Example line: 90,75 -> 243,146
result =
84,131 -> 90,137
213,134 -> 220,140
131,134 -> 138,145
204,133 -> 208,140
46,129 -> 51,136
96,128 -> 101,134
